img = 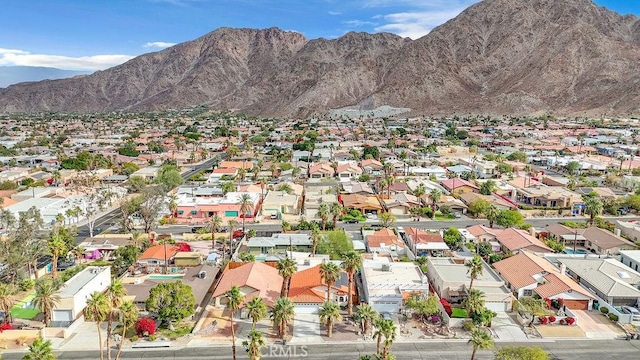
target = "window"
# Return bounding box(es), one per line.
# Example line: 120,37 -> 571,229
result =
523,289 -> 533,296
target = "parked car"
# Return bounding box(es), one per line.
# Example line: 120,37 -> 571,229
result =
620,306 -> 640,321
191,226 -> 204,233
344,218 -> 359,224
270,213 -> 278,219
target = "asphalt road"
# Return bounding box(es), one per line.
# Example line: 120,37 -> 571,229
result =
4,340 -> 640,360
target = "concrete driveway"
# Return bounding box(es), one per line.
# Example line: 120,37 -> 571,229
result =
491,313 -> 528,341
290,314 -> 322,344
50,321 -> 106,351
573,310 -> 625,339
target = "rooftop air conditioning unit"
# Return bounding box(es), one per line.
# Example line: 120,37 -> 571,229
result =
303,259 -> 310,266
381,264 -> 391,272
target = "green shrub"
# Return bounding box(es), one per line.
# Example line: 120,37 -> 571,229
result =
462,320 -> 475,331
130,335 -> 138,342
19,279 -> 35,292
608,313 -> 619,321
600,307 -> 609,314
148,334 -> 158,341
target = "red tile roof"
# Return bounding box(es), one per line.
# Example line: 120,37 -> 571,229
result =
289,264 -> 349,304
139,245 -> 180,261
212,262 -> 283,307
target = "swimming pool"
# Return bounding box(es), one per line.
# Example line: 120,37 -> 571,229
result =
564,249 -> 587,255
148,274 -> 184,280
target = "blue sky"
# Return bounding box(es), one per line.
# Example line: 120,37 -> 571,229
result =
0,0 -> 637,71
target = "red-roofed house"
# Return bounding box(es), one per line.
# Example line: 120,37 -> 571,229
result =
403,227 -> 448,256
288,264 -> 352,314
367,228 -> 405,255
336,163 -> 363,180
309,162 -> 335,178
138,245 -> 180,267
493,251 -> 594,309
440,178 -> 479,195
212,262 -> 283,314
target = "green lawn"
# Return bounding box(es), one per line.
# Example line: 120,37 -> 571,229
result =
451,308 -> 468,318
434,214 -> 456,221
11,293 -> 41,320
157,324 -> 193,339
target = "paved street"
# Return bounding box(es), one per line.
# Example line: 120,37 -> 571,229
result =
4,340 -> 640,359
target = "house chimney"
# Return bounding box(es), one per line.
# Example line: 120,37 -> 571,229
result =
614,228 -> 621,237
528,227 -> 536,237
560,263 -> 566,275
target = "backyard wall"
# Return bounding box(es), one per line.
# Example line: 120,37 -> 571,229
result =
0,329 -> 41,342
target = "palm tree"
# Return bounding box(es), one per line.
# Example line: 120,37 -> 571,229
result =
330,202 -> 342,229
381,319 -> 397,360
584,196 -> 603,226
310,224 -> 321,256
227,219 -> 239,260
277,258 -> 297,297
412,183 -> 427,199
318,203 -> 330,230
318,301 -> 342,337
245,297 -> 267,329
225,285 -> 244,360
0,283 -> 14,324
114,300 -> 138,360
341,251 -> 362,316
463,289 -> 486,317
271,297 -> 295,339
355,304 -> 379,336
33,279 -> 61,328
468,327 -> 494,360
281,220 -> 291,233
47,230 -> 67,279
242,329 -> 266,360
84,292 -> 108,360
105,280 -> 126,360
23,337 -> 56,360
320,262 -> 341,302
207,213 -> 222,250
465,255 -> 484,291
486,205 -> 499,228
373,318 -> 395,356
239,193 -> 254,234
428,189 -> 441,219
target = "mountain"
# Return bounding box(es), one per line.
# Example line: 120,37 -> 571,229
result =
1,0 -> 640,117
0,66 -> 90,88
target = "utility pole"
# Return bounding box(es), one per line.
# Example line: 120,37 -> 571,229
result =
163,237 -> 169,274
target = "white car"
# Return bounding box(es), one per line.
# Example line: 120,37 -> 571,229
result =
620,306 -> 640,321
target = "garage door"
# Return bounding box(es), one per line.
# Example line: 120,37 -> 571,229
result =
295,305 -> 319,314
563,300 -> 589,310
225,211 -> 239,217
52,310 -> 72,322
486,301 -> 508,312
372,302 -> 399,314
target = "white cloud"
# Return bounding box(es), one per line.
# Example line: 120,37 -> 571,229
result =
143,41 -> 177,49
328,11 -> 342,15
0,48 -> 133,71
344,19 -> 378,27
370,1 -> 479,39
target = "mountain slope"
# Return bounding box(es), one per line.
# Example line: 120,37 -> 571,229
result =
1,0 -> 639,117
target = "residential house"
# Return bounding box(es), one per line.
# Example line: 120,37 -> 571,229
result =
558,257 -> 640,307
247,234 -> 312,255
360,159 -> 383,175
615,221 -> 640,243
341,194 -> 383,216
262,190 -> 300,218
361,259 -> 429,313
138,244 -> 181,268
289,263 -> 352,314
130,166 -> 161,181
619,250 -> 640,274
401,227 -> 448,257
336,163 -> 363,181
493,251 -> 595,309
341,181 -> 375,195
174,192 -> 260,221
382,193 -> 422,215
212,262 -> 283,316
52,267 -> 111,324
207,167 -> 238,183
440,178 -> 479,196
545,225 -> 636,255
459,193 -> 517,211
510,178 -> 582,209
407,165 -> 447,179
467,225 -> 552,253
426,257 -> 513,311
366,228 -> 405,255
309,162 -> 335,178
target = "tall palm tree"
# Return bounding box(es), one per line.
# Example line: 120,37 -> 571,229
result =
486,205 -> 499,228
463,289 -> 486,317
318,203 -> 330,231
276,258 -> 297,298
412,183 -> 427,199
428,189 -> 441,219
465,255 -> 484,291
33,279 -> 61,328
381,319 -> 397,360
47,230 -> 67,279
207,213 -> 222,250
245,297 -> 267,329
355,304 -> 379,337
374,318 -> 395,356
23,337 -> 56,360
225,285 -> 244,360
584,196 -> 603,226
85,292 -> 108,360
242,329 -> 266,360
310,224 -> 321,256
318,301 -> 342,337
114,300 -> 138,360
341,251 -> 363,316
330,202 -> 342,229
0,283 -> 14,324
320,262 -> 341,302
239,193 -> 254,234
468,327 -> 494,360
271,297 -> 295,339
105,280 -> 126,360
